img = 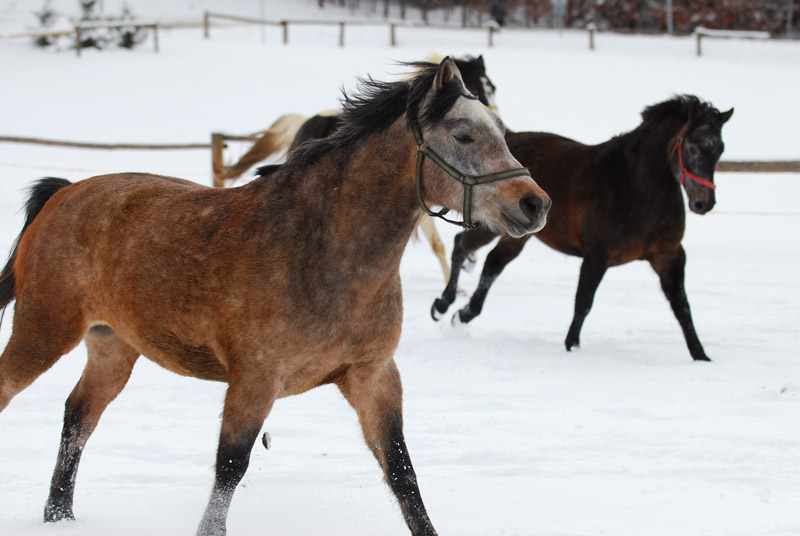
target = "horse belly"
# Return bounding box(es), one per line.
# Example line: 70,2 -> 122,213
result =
143,331 -> 229,381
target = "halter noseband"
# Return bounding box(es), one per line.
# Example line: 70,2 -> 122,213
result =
670,127 -> 716,191
411,121 -> 531,229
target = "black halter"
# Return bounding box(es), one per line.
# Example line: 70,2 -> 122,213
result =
411,121 -> 531,229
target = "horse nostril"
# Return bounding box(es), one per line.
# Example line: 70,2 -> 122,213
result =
520,195 -> 543,222
694,201 -> 705,212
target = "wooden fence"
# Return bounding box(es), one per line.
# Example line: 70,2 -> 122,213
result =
4,13 -> 781,54
203,11 -> 499,48
694,26 -> 771,56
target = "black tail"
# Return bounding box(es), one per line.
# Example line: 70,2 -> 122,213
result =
0,177 -> 72,309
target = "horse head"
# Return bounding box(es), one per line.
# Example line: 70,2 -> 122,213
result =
670,98 -> 734,215
412,57 -> 550,237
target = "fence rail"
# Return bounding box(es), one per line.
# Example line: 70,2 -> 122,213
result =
4,13 -> 784,53
0,135 -> 208,150
716,160 -> 800,173
694,26 -> 771,56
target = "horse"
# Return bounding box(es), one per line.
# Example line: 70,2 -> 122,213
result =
431,95 -> 733,362
0,58 -> 550,536
217,55 -> 499,283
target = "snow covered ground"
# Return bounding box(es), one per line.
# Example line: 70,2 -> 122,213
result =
0,1 -> 798,535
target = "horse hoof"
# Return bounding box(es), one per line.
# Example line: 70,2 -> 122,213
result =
43,504 -> 74,523
693,354 -> 712,362
431,299 -> 449,321
452,309 -> 474,325
565,339 -> 579,352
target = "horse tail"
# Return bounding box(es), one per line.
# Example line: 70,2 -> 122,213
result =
0,177 -> 72,311
219,113 -> 308,183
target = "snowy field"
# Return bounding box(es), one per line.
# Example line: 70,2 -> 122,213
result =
0,1 -> 799,535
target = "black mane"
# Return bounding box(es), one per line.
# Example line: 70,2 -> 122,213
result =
641,94 -> 725,130
285,61 -> 470,168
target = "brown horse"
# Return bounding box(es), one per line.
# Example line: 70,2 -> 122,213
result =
432,95 -> 733,362
0,58 -> 549,536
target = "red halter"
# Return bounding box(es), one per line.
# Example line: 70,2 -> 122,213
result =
670,135 -> 716,191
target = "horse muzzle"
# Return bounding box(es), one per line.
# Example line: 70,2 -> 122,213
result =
501,193 -> 551,237
686,179 -> 716,215
689,194 -> 715,215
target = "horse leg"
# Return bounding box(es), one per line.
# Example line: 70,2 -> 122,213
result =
455,235 -> 530,324
0,306 -> 85,412
197,374 -> 277,536
431,228 -> 496,321
565,255 -> 608,351
648,246 -> 710,361
44,328 -> 139,522
338,360 -> 437,536
418,215 -> 450,283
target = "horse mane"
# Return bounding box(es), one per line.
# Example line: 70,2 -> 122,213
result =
285,61 -> 470,168
640,94 -> 724,130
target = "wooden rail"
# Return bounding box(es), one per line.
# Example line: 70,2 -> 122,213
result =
716,161 -> 800,173
0,135 -> 208,150
694,26 -> 770,56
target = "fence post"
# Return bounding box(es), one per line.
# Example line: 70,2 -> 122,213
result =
488,25 -> 494,47
153,23 -> 159,52
390,23 -> 396,46
204,11 -> 210,38
696,32 -> 702,56
282,20 -> 288,44
75,26 -> 82,57
587,23 -> 596,50
339,21 -> 345,47
211,133 -> 226,187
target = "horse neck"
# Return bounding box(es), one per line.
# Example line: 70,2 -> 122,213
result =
623,116 -> 685,189
261,118 -> 421,276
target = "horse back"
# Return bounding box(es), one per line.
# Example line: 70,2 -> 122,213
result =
506,130 -> 685,264
11,173 -> 261,379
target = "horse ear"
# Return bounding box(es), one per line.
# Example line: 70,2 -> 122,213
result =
720,108 -> 734,123
477,54 -> 485,67
434,56 -> 463,89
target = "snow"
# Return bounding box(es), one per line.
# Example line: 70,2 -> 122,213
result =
1,1 -> 799,535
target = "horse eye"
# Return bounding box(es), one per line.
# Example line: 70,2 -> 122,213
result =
688,146 -> 699,156
454,133 -> 475,144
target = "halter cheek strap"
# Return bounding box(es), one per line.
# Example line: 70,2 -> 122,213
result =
411,121 -> 531,229
670,132 -> 716,191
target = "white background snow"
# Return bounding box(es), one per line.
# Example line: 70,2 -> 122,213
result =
0,1 -> 798,535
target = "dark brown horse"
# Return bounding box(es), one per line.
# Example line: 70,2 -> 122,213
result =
432,95 -> 733,362
0,58 -> 549,536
